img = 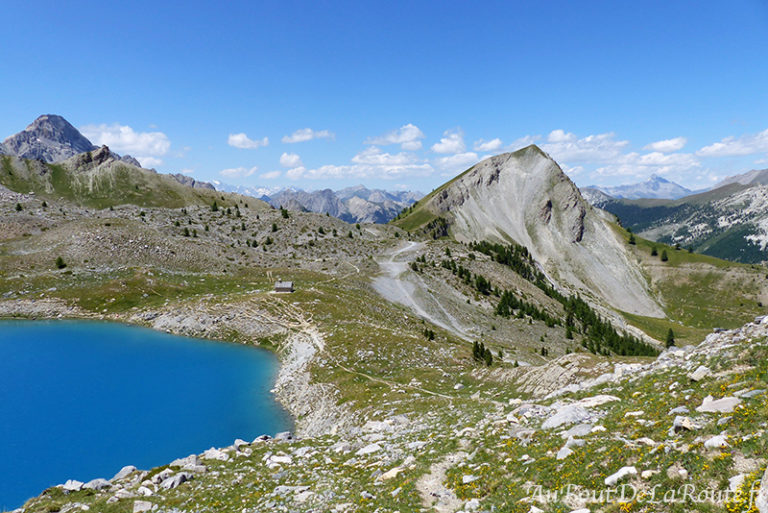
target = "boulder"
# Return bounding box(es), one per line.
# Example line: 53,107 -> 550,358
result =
542,405 -> 590,429
170,454 -> 199,468
672,416 -> 695,433
133,500 -> 153,513
160,472 -> 192,490
688,365 -> 710,382
112,465 -> 137,481
380,467 -> 404,480
356,443 -> 382,456
576,395 -> 620,408
202,447 -> 229,461
704,434 -> 729,450
605,466 -> 637,486
462,474 -> 479,484
696,395 -> 741,413
83,478 -> 111,490
274,431 -> 294,442
62,479 -> 84,492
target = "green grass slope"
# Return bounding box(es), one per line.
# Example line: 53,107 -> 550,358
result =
0,153 -> 265,210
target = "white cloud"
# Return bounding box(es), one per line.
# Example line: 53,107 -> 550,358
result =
473,138 -> 503,152
285,147 -> 432,180
138,157 -> 163,168
220,166 -> 258,178
259,170 -> 282,179
365,123 -> 425,150
431,128 -> 466,154
228,133 -> 268,149
179,168 -> 194,175
80,123 -> 170,166
594,151 -> 700,178
643,137 -> 687,153
435,152 -> 478,175
541,130 -> 629,163
697,128 -> 768,157
279,152 -> 303,168
281,128 -> 335,143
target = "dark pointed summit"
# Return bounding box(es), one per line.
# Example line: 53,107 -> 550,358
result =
1,114 -> 97,163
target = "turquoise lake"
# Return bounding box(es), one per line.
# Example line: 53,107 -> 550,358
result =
0,320 -> 292,509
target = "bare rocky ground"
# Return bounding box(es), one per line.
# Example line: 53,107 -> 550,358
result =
2,190 -> 768,513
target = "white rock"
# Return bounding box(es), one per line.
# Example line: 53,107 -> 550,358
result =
704,434 -> 729,450
169,454 -> 199,468
569,510 -> 591,513
380,467 -> 403,480
454,383 -> 465,390
160,472 -> 192,490
542,405 -> 591,429
132,501 -> 153,513
62,479 -> 84,492
234,438 -> 249,450
696,395 -> 741,413
729,474 -> 746,492
688,365 -> 711,381
462,474 -> 479,484
672,416 -> 695,432
641,470 -> 659,480
356,443 -> 382,456
465,498 -> 481,511
556,447 -> 574,460
112,465 -> 137,481
83,478 -> 111,490
201,447 -> 229,461
576,394 -> 620,408
267,455 -> 293,465
605,466 -> 637,486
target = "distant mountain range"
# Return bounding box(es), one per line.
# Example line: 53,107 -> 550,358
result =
214,182 -> 423,224
582,174 -> 693,200
0,114 -> 421,225
588,175 -> 768,263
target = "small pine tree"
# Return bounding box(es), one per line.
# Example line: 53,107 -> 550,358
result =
281,207 -> 290,219
661,249 -> 668,262
55,256 -> 66,269
356,223 -> 361,230
687,246 -> 693,253
566,326 -> 573,339
15,203 -> 22,212
272,223 -> 278,232
41,201 -> 48,208
651,246 -> 658,256
628,233 -> 636,245
183,227 -> 190,237
211,201 -> 219,212
484,349 -> 493,366
666,328 -> 675,348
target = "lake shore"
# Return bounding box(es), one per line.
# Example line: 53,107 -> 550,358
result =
0,295 -> 350,438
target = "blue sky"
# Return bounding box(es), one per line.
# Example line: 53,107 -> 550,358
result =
2,0 -> 768,192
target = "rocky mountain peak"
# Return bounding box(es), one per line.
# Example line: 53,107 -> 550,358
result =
400,144 -> 662,317
2,114 -> 97,163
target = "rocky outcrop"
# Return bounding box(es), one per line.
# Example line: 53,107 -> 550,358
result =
170,173 -> 215,190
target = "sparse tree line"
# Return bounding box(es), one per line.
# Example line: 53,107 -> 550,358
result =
469,240 -> 660,357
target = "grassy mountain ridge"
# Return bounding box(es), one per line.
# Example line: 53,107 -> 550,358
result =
0,149 -> 263,210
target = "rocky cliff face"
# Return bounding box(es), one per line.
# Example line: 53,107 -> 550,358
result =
418,145 -> 663,317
